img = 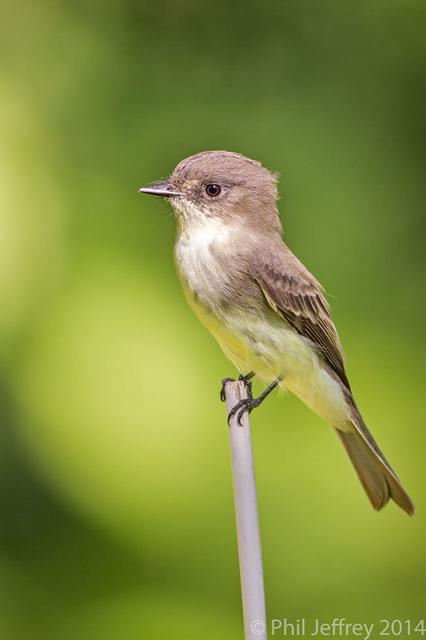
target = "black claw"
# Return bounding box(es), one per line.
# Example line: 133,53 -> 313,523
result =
227,397 -> 259,426
227,398 -> 250,426
226,376 -> 282,426
239,371 -> 255,383
242,378 -> 253,400
237,398 -> 261,425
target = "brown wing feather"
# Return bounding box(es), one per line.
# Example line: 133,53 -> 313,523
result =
253,259 -> 351,391
250,248 -> 415,515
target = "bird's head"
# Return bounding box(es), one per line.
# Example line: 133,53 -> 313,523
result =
139,150 -> 280,232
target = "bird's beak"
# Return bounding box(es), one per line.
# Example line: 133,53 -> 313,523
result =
138,181 -> 182,197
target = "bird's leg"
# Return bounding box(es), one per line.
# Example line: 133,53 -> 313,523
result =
227,376 -> 282,426
220,371 -> 255,402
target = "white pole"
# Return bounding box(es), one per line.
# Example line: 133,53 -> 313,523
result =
224,380 -> 267,640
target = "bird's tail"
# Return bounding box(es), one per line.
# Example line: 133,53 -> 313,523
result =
336,407 -> 414,516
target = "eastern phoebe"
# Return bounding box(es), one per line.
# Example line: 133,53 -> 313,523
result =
139,150 -> 414,515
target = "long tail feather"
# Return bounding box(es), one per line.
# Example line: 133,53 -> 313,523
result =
336,409 -> 414,515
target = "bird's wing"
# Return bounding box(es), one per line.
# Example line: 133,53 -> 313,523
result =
252,254 -> 351,390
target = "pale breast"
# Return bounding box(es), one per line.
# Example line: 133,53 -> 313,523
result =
175,223 -> 349,426
174,217 -> 235,310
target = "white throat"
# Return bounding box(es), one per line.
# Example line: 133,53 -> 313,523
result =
174,210 -> 237,308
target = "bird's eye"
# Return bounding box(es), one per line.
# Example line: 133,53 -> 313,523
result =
205,183 -> 222,197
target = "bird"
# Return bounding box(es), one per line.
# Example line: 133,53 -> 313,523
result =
139,150 -> 414,515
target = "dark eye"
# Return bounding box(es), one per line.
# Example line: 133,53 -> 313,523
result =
205,183 -> 222,197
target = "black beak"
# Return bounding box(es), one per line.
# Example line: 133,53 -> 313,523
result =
138,181 -> 182,197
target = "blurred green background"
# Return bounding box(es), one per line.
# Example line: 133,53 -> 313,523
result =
0,1 -> 425,638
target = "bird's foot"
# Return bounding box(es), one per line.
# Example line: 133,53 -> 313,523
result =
227,395 -> 261,427
227,377 -> 282,427
220,372 -> 255,402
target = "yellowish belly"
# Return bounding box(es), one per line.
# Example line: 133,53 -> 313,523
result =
184,287 -> 258,372
183,285 -> 350,428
